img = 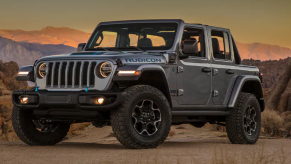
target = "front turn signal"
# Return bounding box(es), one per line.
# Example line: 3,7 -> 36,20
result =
117,71 -> 140,76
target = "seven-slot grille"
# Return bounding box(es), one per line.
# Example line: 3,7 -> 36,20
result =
46,61 -> 97,88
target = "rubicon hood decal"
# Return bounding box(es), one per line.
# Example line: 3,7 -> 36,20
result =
124,58 -> 163,63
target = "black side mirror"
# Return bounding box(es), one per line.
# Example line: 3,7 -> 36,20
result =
77,43 -> 86,52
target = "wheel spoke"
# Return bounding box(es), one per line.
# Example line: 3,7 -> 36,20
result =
243,106 -> 258,136
131,99 -> 161,136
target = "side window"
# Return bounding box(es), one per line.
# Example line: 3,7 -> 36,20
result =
181,28 -> 205,57
211,30 -> 231,60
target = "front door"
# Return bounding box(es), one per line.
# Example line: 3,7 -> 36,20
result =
176,26 -> 211,105
177,59 -> 212,105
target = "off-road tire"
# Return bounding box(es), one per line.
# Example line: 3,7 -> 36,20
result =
12,106 -> 70,146
111,85 -> 172,149
226,92 -> 261,144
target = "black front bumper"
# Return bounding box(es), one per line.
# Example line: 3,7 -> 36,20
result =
12,90 -> 124,111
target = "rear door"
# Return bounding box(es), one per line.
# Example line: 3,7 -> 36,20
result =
210,29 -> 236,105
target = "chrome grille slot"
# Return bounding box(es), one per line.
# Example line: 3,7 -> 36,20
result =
47,62 -> 53,86
46,61 -> 96,89
90,62 -> 97,86
60,62 -> 67,87
53,62 -> 60,87
82,62 -> 89,87
67,62 -> 74,87
74,62 -> 81,87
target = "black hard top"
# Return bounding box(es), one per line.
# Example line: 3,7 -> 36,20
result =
98,19 -> 229,30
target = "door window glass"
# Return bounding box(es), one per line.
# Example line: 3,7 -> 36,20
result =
211,31 -> 231,60
181,28 -> 206,57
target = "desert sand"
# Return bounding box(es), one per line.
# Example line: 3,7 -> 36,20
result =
0,124 -> 290,164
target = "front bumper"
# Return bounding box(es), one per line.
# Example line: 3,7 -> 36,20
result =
12,90 -> 124,111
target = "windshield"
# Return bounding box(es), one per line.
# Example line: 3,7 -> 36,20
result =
86,23 -> 178,51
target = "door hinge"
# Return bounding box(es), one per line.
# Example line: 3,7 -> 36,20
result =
212,90 -> 218,97
177,66 -> 183,73
178,89 -> 184,96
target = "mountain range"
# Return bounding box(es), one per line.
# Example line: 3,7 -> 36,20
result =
0,37 -> 75,67
0,27 -> 90,48
0,26 -> 291,66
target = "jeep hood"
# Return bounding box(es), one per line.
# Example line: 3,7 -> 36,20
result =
37,51 -> 166,65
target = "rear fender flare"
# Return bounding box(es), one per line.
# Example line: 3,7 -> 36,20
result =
227,75 -> 264,111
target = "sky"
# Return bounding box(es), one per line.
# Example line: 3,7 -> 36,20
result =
0,0 -> 291,48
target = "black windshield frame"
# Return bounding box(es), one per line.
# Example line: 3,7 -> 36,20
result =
85,23 -> 178,51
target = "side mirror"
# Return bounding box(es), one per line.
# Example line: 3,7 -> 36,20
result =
77,43 -> 86,52
16,65 -> 34,82
178,54 -> 189,60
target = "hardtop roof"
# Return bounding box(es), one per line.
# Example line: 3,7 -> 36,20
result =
98,19 -> 229,30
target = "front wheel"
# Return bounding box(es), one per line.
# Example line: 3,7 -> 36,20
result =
226,92 -> 261,144
12,106 -> 70,146
111,85 -> 172,149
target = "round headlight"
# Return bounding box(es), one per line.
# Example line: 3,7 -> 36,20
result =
98,62 -> 112,78
38,63 -> 47,78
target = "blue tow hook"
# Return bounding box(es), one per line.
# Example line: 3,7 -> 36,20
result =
85,87 -> 89,92
35,87 -> 39,92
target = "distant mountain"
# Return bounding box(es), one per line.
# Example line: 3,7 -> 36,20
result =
0,37 -> 75,67
0,27 -> 91,48
236,42 -> 291,61
1,26 -> 291,60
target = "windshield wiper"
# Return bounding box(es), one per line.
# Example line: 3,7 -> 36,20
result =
128,46 -> 147,52
86,47 -> 109,51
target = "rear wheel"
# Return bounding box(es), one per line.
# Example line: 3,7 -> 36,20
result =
111,85 -> 171,149
226,92 -> 261,144
12,106 -> 70,146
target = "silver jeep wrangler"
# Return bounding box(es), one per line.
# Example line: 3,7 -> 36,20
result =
12,19 -> 264,149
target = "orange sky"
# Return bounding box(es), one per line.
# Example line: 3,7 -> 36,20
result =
0,0 -> 290,48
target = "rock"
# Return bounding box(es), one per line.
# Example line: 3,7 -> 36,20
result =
0,71 -> 4,79
265,60 -> 291,111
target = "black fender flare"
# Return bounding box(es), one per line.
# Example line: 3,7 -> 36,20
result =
227,75 -> 264,111
112,64 -> 166,81
112,64 -> 172,106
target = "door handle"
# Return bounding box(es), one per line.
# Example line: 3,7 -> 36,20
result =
226,69 -> 234,74
202,67 -> 211,73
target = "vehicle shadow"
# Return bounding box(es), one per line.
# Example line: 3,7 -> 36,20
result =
56,138 -> 230,150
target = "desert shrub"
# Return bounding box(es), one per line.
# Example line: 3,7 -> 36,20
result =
67,122 -> 91,136
283,114 -> 291,123
176,126 -> 185,129
284,122 -> 291,137
261,109 -> 284,136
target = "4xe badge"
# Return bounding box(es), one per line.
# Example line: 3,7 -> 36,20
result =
170,89 -> 177,96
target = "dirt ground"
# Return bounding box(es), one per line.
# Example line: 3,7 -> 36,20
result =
0,124 -> 290,164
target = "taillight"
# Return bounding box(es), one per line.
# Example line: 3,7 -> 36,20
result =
259,73 -> 263,83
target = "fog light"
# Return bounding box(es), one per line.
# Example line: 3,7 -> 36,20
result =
95,97 -> 105,105
20,96 -> 29,104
